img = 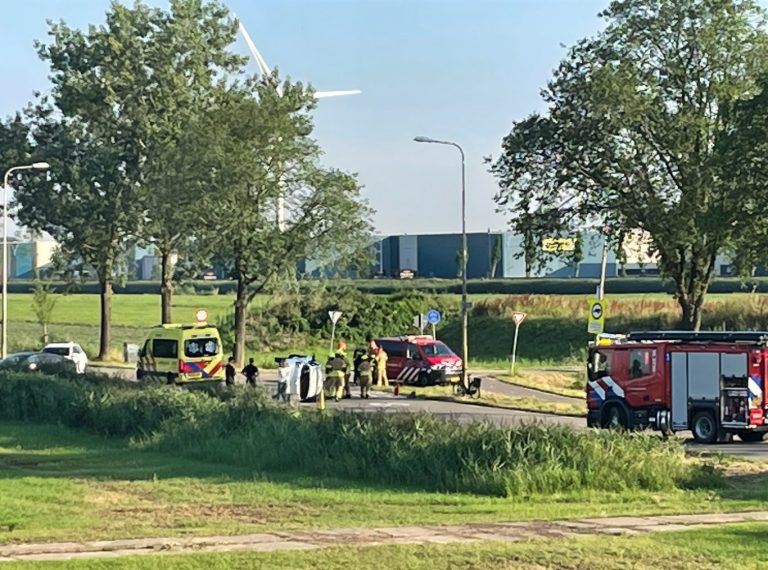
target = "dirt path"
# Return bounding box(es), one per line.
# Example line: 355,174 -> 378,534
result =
2,511 -> 767,562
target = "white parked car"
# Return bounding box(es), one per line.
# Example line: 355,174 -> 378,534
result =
42,342 -> 88,374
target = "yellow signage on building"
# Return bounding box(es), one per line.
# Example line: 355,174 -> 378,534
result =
542,237 -> 576,252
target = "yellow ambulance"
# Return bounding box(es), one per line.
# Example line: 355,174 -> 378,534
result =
136,320 -> 225,384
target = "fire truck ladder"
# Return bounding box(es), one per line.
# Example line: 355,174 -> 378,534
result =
626,331 -> 768,345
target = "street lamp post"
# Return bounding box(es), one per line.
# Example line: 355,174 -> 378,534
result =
414,136 -> 469,389
2,162 -> 50,358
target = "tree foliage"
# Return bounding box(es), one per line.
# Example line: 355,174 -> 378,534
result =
32,272 -> 57,344
200,76 -> 373,364
493,0 -> 768,329
132,0 -> 244,324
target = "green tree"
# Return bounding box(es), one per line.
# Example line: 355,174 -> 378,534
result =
32,272 -> 57,345
201,77 -> 373,365
12,3 -> 162,359
134,0 -> 244,324
493,0 -> 768,329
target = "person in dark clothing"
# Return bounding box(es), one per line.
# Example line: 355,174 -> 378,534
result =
225,356 -> 236,386
242,358 -> 260,387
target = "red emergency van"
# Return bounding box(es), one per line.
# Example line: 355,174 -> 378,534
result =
375,335 -> 462,386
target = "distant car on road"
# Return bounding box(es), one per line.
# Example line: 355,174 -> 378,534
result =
42,342 -> 88,374
0,351 -> 39,371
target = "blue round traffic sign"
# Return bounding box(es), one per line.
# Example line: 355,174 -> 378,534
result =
426,309 -> 441,325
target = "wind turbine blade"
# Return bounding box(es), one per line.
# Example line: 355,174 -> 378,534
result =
313,89 -> 362,99
238,22 -> 272,77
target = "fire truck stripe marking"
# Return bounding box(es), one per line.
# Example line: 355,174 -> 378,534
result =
749,376 -> 762,399
602,376 -> 625,398
588,380 -> 605,401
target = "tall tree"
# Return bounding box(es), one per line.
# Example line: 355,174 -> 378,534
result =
135,0 -> 244,324
493,0 -> 768,329
13,3 -> 161,358
202,77 -> 373,364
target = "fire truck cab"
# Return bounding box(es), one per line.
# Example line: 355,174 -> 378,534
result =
587,331 -> 768,444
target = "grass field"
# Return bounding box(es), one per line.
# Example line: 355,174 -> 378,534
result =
9,524 -> 768,569
8,290 -> 768,368
498,370 -> 585,399
1,420 -> 768,546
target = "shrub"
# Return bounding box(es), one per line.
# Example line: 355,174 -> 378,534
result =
0,372 -> 715,497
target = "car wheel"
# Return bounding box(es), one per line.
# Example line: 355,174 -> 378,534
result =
691,411 -> 717,444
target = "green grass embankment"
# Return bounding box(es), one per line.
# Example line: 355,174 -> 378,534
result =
0,372 -> 698,497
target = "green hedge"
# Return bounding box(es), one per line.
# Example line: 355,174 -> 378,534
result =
0,372 -> 713,497
6,277 -> 768,295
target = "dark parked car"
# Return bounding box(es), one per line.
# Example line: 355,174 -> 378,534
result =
0,351 -> 76,374
0,352 -> 38,371
24,353 -> 78,373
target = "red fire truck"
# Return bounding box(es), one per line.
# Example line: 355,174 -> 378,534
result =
587,331 -> 768,443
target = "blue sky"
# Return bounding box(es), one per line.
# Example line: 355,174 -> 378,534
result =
1,0 -> 611,235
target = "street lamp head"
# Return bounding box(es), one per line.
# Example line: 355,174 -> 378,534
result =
32,162 -> 50,170
413,136 -> 436,143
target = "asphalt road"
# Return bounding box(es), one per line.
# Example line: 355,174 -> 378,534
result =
94,366 -> 766,458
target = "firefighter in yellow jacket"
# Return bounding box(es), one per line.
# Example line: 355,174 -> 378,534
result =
326,350 -> 348,402
357,354 -> 373,399
375,347 -> 388,387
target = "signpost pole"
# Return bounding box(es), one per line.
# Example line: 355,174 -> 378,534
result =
329,321 -> 337,355
328,311 -> 343,354
511,322 -> 520,375
510,312 -> 526,375
598,236 -> 608,300
432,323 -> 436,339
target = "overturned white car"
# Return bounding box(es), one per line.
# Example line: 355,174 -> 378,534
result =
276,355 -> 325,402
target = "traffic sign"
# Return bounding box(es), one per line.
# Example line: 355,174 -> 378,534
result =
587,297 -> 605,335
512,312 -> 526,325
426,309 -> 441,325
328,311 -> 343,325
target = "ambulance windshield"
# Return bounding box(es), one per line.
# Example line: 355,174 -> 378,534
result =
185,337 -> 219,358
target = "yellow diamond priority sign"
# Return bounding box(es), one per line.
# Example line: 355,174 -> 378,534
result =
587,297 -> 605,335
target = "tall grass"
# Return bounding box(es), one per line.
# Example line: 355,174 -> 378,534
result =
0,372 -> 714,497
438,293 -> 768,364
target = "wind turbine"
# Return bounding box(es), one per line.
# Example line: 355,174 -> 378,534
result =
239,22 -> 361,99
237,21 -> 361,229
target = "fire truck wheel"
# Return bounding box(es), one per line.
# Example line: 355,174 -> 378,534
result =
737,430 -> 766,443
691,411 -> 717,444
601,403 -> 629,430
418,372 -> 430,387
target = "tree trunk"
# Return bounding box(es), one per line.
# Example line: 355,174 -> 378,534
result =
99,277 -> 112,360
678,296 -> 704,331
42,323 -> 48,345
233,276 -> 247,367
160,249 -> 173,324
